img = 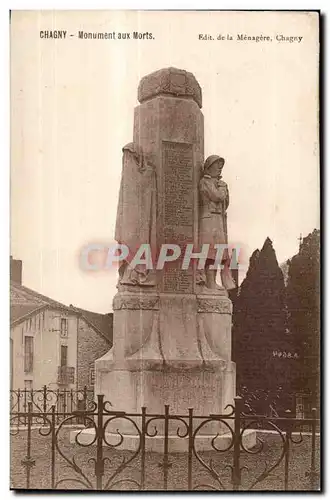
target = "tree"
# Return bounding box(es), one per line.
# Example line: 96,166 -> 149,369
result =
286,229 -> 320,410
233,237 -> 289,407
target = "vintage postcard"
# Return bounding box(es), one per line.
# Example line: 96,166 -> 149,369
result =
10,10 -> 320,491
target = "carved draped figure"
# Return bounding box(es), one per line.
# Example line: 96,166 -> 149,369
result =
115,142 -> 157,286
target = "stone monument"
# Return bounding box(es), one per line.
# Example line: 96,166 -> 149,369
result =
95,67 -> 237,449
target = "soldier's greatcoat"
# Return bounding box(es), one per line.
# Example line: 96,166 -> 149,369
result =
199,174 -> 229,261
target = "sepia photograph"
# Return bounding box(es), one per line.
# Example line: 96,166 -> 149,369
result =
9,10 -> 320,491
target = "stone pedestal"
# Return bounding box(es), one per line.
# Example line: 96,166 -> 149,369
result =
94,68 -> 237,450
95,291 -> 236,449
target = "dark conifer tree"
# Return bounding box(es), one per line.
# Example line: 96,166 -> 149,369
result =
233,237 -> 288,410
286,229 -> 320,410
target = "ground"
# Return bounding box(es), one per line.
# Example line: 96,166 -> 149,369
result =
10,428 -> 320,491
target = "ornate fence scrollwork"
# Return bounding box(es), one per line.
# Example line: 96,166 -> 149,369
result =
10,393 -> 320,491
10,386 -> 94,425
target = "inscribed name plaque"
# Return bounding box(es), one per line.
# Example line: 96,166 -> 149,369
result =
162,141 -> 194,293
163,141 -> 194,228
163,267 -> 193,293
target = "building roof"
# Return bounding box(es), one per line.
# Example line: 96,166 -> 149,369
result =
10,281 -> 68,309
69,306 -> 113,343
10,281 -> 113,342
11,303 -> 46,323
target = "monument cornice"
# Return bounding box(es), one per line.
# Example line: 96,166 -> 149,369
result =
138,67 -> 202,109
113,294 -> 160,311
197,296 -> 232,314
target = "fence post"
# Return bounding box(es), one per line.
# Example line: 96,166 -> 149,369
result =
43,385 -> 47,414
31,388 -> 34,416
161,405 -> 171,491
141,406 -> 146,490
284,409 -> 292,491
56,389 -> 60,425
16,389 -> 22,425
309,407 -> 318,490
17,388 -> 21,416
233,396 -> 242,491
21,402 -> 35,488
63,389 -> 67,417
24,389 -> 27,426
51,405 -> 56,489
83,385 -> 88,408
70,388 -> 74,413
187,407 -> 193,491
95,394 -> 104,490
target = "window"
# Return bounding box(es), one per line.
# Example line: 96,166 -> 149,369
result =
24,380 -> 33,390
60,345 -> 68,366
60,318 -> 68,338
24,336 -> 34,373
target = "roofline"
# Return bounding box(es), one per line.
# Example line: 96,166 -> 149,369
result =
10,281 -> 112,342
10,280 -> 70,309
81,316 -> 112,344
11,304 -> 48,327
10,303 -> 81,327
11,303 -> 112,344
69,306 -> 112,344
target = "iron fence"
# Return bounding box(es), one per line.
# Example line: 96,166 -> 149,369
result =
10,395 -> 320,491
10,387 -> 94,425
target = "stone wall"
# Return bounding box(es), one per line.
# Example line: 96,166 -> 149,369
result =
77,318 -> 112,392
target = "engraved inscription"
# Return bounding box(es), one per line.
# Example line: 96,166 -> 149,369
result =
162,141 -> 194,293
163,141 -> 194,228
163,266 -> 193,293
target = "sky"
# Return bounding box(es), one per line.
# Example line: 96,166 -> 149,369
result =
10,10 -> 319,313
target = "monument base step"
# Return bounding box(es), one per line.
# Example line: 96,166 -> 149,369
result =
69,428 -> 256,453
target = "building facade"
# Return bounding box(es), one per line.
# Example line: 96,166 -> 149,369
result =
10,258 -> 113,391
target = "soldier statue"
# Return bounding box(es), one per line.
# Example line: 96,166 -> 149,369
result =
198,155 -> 236,291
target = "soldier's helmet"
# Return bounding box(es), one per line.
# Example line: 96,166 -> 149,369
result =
203,155 -> 225,173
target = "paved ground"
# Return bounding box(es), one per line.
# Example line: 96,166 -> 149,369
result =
10,428 -> 320,491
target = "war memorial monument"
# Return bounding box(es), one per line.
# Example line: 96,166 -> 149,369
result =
94,67 -> 250,450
